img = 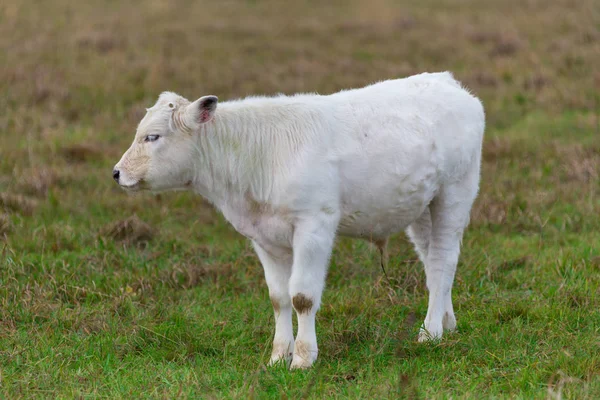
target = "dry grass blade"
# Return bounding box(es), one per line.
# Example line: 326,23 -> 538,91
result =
99,215 -> 155,245
0,214 -> 11,237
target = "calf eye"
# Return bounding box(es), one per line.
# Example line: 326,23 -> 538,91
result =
145,135 -> 160,142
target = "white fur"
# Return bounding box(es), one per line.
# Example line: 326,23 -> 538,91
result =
114,71 -> 485,369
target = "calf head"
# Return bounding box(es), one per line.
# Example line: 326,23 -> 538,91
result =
113,92 -> 217,192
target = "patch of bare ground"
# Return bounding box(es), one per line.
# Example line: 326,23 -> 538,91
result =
60,144 -> 105,163
0,193 -> 38,216
76,30 -> 125,54
467,29 -> 502,45
482,137 -> 515,163
472,193 -> 509,226
556,144 -> 600,183
16,167 -> 59,197
467,71 -> 499,88
99,215 -> 155,245
158,263 -> 235,290
75,315 -> 110,336
489,34 -> 523,57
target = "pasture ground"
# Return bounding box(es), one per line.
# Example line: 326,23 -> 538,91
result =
1,0 -> 599,398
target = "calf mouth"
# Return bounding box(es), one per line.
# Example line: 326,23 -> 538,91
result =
119,180 -> 147,192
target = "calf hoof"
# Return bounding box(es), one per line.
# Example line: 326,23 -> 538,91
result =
418,324 -> 443,343
290,358 -> 314,370
290,340 -> 317,370
269,356 -> 291,368
268,341 -> 294,367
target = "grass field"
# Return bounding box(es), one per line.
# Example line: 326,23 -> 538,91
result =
1,0 -> 599,398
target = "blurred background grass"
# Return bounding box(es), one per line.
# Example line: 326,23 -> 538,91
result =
1,0 -> 599,398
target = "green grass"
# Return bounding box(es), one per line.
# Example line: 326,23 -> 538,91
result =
1,0 -> 600,398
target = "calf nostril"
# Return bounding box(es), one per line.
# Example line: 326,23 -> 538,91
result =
113,169 -> 120,181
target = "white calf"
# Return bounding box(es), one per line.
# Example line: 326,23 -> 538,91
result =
114,72 -> 485,369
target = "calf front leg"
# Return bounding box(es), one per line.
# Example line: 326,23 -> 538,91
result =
289,214 -> 338,370
253,242 -> 294,366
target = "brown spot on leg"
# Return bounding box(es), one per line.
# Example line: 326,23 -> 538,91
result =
292,294 -> 313,314
270,296 -> 280,313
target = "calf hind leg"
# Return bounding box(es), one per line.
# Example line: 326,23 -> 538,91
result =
407,207 -> 457,333
418,184 -> 476,342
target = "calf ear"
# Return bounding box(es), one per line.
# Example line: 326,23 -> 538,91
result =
189,95 -> 218,124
